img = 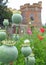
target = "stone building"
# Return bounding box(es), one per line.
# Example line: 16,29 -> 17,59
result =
20,1 -> 42,28
11,1 -> 42,34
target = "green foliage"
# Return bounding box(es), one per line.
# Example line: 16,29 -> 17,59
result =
13,30 -> 46,65
43,25 -> 46,28
0,6 -> 13,24
0,29 -> 46,65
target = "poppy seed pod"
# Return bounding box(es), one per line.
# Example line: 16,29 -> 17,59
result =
0,45 -> 18,63
25,56 -> 35,65
12,34 -> 19,41
21,46 -> 32,57
3,19 -> 9,26
0,31 -> 6,41
12,14 -> 23,24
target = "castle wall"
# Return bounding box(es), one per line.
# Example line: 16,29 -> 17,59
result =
20,1 -> 42,27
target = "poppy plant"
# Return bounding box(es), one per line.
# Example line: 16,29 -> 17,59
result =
38,34 -> 44,40
27,28 -> 32,35
40,28 -> 45,33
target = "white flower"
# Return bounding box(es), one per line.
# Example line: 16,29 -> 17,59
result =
21,30 -> 23,33
32,46 -> 34,49
24,39 -> 30,44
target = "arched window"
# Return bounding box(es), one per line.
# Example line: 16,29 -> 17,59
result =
30,14 -> 34,21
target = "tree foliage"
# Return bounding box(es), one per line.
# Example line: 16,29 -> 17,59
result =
0,5 -> 13,26
0,0 -> 8,6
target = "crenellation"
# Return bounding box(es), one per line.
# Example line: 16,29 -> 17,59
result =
24,3 -> 30,7
20,1 -> 42,27
20,1 -> 42,11
38,1 -> 42,6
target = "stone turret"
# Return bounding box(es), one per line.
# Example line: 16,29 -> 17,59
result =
20,1 -> 42,27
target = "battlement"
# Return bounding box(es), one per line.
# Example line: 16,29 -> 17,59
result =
20,1 -> 42,10
20,1 -> 42,27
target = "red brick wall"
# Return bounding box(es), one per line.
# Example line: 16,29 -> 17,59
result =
20,1 -> 42,27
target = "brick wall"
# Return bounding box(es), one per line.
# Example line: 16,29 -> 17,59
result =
20,1 -> 42,27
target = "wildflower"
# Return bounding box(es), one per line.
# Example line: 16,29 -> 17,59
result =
40,28 -> 45,33
21,30 -> 23,33
27,28 -> 32,35
38,34 -> 44,40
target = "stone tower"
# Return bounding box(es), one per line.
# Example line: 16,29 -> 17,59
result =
20,1 -> 42,27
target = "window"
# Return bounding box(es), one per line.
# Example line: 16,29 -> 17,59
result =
30,14 -> 34,21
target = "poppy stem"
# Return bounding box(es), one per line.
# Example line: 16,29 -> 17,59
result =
26,57 -> 28,65
40,40 -> 41,43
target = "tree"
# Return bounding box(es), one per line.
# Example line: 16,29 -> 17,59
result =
0,0 -> 8,6
0,0 -> 13,26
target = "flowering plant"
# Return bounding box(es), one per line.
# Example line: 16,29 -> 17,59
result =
40,28 -> 45,33
27,28 -> 32,35
38,34 -> 44,40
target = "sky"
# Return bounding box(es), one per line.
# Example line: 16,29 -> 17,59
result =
7,0 -> 46,25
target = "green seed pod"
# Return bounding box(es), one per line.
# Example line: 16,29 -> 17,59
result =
3,19 -> 9,26
0,32 -> 6,41
25,56 -> 35,65
12,14 -> 23,24
0,45 -> 18,63
12,34 -> 19,41
21,46 -> 32,57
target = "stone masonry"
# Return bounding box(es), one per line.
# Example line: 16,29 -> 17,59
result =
20,1 -> 42,27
